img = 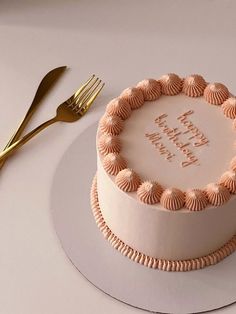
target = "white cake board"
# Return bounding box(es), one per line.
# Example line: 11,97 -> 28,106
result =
50,122 -> 236,314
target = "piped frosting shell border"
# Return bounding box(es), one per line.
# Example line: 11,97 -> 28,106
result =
136,79 -> 162,101
103,153 -> 127,176
115,168 -> 141,192
120,87 -> 145,109
183,74 -> 206,97
219,171 -> 236,194
159,73 -> 182,96
160,188 -> 185,210
222,97 -> 236,119
99,114 -> 124,136
137,181 -> 163,204
106,97 -> 132,120
185,189 -> 208,211
205,183 -> 231,206
98,134 -> 122,156
203,83 -> 229,105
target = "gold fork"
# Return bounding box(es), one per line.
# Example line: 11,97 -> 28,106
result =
0,75 -> 104,163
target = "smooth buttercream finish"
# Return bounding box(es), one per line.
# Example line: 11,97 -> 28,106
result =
103,153 -> 127,175
96,156 -> 236,260
136,79 -> 162,101
206,183 -> 231,206
106,97 -> 132,120
183,74 -> 207,97
160,188 -> 185,210
115,168 -> 141,192
185,189 -> 208,211
137,181 -> 163,204
159,73 -> 182,96
120,87 -> 144,109
91,176 -> 236,271
219,170 -> 236,194
98,134 -> 121,156
99,114 -> 124,135
204,83 -> 229,105
222,97 -> 236,119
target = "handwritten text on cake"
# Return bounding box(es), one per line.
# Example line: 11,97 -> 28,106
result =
145,110 -> 209,167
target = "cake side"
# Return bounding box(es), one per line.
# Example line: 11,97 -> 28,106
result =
97,153 -> 236,260
91,175 -> 236,271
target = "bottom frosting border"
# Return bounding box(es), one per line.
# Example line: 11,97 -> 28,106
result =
90,175 -> 236,272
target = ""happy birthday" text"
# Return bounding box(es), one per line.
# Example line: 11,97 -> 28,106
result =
145,110 -> 209,167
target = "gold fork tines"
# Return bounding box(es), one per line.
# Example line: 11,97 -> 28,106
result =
67,74 -> 96,108
0,75 -> 105,163
70,76 -> 103,114
75,79 -> 104,114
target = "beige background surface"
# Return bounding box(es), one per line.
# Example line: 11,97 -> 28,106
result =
0,1 -> 236,313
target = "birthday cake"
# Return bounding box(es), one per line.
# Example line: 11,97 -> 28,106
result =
91,73 -> 236,271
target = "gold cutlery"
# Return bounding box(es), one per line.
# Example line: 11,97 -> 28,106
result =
0,66 -> 67,169
0,75 -> 104,163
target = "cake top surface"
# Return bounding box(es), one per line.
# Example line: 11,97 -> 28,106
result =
97,74 -> 236,211
119,93 -> 234,189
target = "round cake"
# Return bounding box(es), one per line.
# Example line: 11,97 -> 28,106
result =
91,73 -> 236,271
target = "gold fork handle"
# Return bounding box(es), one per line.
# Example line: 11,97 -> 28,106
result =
0,117 -> 57,163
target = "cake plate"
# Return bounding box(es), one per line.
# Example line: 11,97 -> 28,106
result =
51,122 -> 236,314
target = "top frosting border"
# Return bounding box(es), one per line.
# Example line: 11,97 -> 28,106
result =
97,73 -> 236,211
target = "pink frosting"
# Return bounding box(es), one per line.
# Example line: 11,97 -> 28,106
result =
120,87 -> 144,109
203,83 -> 229,105
106,97 -> 132,120
99,114 -> 124,135
205,183 -> 231,206
137,181 -> 163,204
91,176 -> 236,272
160,188 -> 185,210
222,97 -> 236,119
98,134 -> 121,156
103,153 -> 127,175
159,73 -> 182,96
185,189 -> 208,211
182,74 -> 207,97
219,170 -> 236,194
115,168 -> 141,192
136,79 -> 161,101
